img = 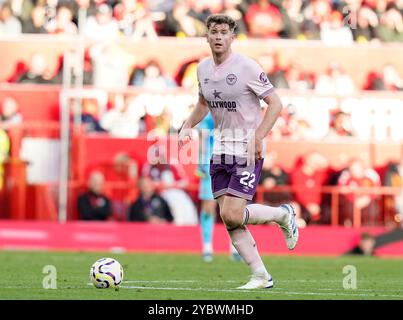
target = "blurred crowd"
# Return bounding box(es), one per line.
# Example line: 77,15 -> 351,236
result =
1,48 -> 403,139
77,146 -> 199,225
0,0 -> 402,43
74,147 -> 403,229
4,45 -> 403,93
258,151 -> 403,228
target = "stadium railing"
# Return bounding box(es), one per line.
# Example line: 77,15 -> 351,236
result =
1,155 -> 402,227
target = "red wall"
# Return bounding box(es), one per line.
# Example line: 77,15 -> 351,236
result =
0,84 -> 60,121
0,221 -> 401,257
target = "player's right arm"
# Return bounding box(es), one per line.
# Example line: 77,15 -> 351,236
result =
178,94 -> 209,148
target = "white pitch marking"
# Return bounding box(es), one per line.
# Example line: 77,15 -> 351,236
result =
123,280 -> 200,283
86,280 -> 403,296
120,285 -> 403,298
122,279 -> 403,284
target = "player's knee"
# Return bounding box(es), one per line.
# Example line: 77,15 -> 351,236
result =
220,209 -> 242,229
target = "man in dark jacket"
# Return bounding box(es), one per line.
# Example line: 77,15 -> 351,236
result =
128,176 -> 173,223
77,171 -> 112,221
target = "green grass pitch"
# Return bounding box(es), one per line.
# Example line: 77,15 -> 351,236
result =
1,251 -> 403,300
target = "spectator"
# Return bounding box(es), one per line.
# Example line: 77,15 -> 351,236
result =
346,232 -> 376,256
383,160 -> 403,225
0,97 -> 23,130
364,64 -> 403,91
77,171 -> 112,221
352,6 -> 379,43
100,94 -> 144,138
131,59 -> 177,89
315,62 -> 355,96
144,0 -> 175,36
16,53 -> 52,84
0,2 -> 22,35
387,64 -> 403,89
185,1 -> 211,25
326,110 -> 355,138
381,64 -> 403,91
280,0 -> 305,39
245,0 -> 283,38
368,0 -> 390,15
164,0 -> 206,37
320,10 -> 354,45
204,0 -> 223,15
300,0 -> 332,40
291,152 -> 329,224
142,144 -> 188,188
114,0 -> 158,40
128,176 -> 173,223
258,150 -> 292,206
221,0 -> 247,36
71,98 -> 106,133
154,106 -> 175,136
363,70 -> 385,91
42,0 -> 58,24
46,4 -> 78,35
338,158 -> 381,226
173,54 -> 212,89
107,152 -> 138,182
142,144 -> 198,225
285,63 -> 315,91
83,3 -> 120,40
105,152 -> 138,221
22,5 -> 48,34
376,4 -> 403,42
9,0 -> 33,25
177,58 -> 199,89
0,0 -> 398,42
270,104 -> 300,139
90,42 -> 136,89
270,103 -> 317,140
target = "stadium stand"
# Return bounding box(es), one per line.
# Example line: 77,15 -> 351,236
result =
0,1 -> 402,235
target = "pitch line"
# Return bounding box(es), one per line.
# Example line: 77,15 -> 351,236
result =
123,279 -> 403,284
124,280 -> 201,283
121,280 -> 403,292
120,285 -> 403,298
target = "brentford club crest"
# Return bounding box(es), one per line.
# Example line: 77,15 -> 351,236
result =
226,73 -> 237,85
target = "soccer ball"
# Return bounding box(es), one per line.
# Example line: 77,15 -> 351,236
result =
89,258 -> 124,289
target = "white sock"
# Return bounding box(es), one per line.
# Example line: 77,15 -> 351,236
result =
243,204 -> 288,225
253,265 -> 270,278
229,242 -> 238,255
227,226 -> 268,276
203,243 -> 213,254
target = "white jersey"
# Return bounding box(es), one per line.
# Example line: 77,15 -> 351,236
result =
197,52 -> 274,157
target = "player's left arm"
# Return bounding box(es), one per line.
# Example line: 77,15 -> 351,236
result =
254,92 -> 283,160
